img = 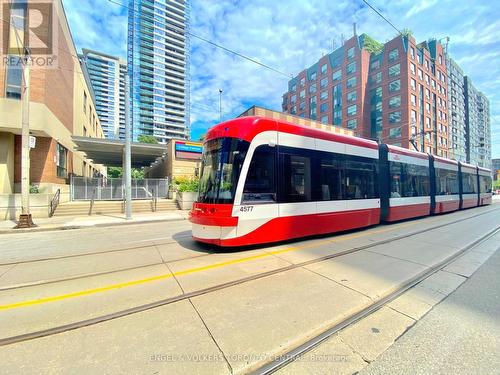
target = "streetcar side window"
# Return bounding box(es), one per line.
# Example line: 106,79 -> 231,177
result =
461,172 -> 477,194
344,157 -> 378,199
282,154 -> 312,202
435,168 -> 459,195
318,156 -> 343,200
242,146 -> 276,203
390,161 -> 429,197
479,175 -> 492,193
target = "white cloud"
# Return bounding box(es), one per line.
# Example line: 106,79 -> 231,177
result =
406,0 -> 438,18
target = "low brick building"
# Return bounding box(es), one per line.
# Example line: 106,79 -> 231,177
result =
0,0 -> 105,218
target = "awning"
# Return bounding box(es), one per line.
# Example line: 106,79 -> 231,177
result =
72,136 -> 166,168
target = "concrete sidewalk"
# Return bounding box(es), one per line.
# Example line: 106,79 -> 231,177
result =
0,210 -> 189,234
360,246 -> 500,375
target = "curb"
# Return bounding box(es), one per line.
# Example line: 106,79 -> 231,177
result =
0,216 -> 189,235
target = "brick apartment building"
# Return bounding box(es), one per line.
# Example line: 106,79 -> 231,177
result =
0,0 -> 105,218
282,32 -> 450,158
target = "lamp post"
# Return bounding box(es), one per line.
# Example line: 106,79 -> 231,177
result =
16,50 -> 35,228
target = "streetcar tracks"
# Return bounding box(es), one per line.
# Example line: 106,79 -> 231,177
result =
1,206 -> 498,292
252,226 -> 500,375
0,206 -> 498,347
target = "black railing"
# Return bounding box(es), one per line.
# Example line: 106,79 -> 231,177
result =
49,189 -> 61,217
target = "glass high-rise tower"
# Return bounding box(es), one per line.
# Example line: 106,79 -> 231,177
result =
81,49 -> 127,140
128,0 -> 190,143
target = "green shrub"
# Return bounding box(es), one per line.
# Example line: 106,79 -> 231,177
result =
176,177 -> 199,192
29,184 -> 39,194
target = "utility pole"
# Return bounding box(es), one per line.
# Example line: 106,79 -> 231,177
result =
16,51 -> 34,228
124,74 -> 132,220
219,89 -> 223,122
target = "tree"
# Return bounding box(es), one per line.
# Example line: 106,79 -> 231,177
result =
401,28 -> 413,37
138,134 -> 159,144
131,168 -> 145,179
107,167 -> 122,178
106,167 -> 145,180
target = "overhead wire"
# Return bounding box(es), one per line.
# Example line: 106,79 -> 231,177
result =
106,0 -> 292,78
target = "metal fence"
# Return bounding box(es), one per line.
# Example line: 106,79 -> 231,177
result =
71,177 -> 169,201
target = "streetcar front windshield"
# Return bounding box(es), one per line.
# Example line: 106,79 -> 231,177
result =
197,138 -> 250,204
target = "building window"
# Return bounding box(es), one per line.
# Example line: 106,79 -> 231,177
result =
320,90 -> 328,100
320,103 -> 328,113
370,72 -> 382,84
410,62 -> 416,75
347,91 -> 356,102
425,88 -> 430,99
309,84 -> 317,94
425,60 -> 429,70
299,101 -> 305,111
388,48 -> 399,62
309,96 -> 317,120
299,89 -> 305,99
321,64 -> 327,74
320,77 -> 328,88
300,77 -> 305,87
389,79 -> 401,92
388,95 -> 401,108
425,74 -> 430,85
83,92 -> 87,113
290,94 -> 297,104
370,59 -> 380,71
389,111 -> 402,123
56,143 -> 68,178
410,47 -> 415,59
320,115 -> 328,124
5,59 -> 22,99
347,104 -> 357,116
290,105 -> 296,115
347,77 -> 357,88
426,102 -> 430,113
389,127 -> 401,138
410,78 -> 416,91
310,71 -> 317,81
290,83 -> 296,92
347,119 -> 357,129
439,54 -> 443,65
411,110 -> 417,123
418,69 -> 423,80
332,70 -> 342,81
389,63 -> 400,77
332,84 -> 342,125
411,94 -> 417,106
346,62 -> 356,75
347,47 -> 355,60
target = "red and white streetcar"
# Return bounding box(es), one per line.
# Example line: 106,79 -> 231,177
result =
189,117 -> 492,247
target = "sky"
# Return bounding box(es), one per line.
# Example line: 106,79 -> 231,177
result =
63,0 -> 500,158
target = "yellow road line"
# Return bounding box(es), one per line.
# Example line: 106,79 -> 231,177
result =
0,222 -> 414,311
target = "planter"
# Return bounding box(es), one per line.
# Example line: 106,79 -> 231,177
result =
176,191 -> 198,210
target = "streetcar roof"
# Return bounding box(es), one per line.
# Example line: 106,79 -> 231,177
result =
205,116 -> 379,150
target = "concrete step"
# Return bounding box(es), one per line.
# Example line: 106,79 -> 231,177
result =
53,200 -> 179,217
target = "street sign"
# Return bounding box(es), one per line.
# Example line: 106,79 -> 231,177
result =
29,136 -> 36,149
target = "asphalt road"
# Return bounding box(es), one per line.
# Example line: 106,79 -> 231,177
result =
361,246 -> 500,374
